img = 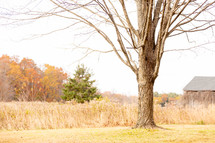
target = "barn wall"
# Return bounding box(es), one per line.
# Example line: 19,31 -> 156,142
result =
181,91 -> 215,107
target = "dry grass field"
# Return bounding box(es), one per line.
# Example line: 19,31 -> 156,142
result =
1,100 -> 215,142
1,100 -> 215,130
1,125 -> 215,143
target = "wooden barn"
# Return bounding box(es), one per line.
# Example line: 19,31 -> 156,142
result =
182,76 -> 215,107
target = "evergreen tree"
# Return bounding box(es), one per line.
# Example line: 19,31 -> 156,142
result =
61,64 -> 101,103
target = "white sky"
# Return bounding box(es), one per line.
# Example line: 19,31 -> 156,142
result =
1,1 -> 215,96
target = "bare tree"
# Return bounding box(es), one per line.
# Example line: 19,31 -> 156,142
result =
2,0 -> 215,128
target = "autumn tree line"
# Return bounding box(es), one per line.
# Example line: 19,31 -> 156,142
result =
0,54 -> 180,104
0,55 -> 67,102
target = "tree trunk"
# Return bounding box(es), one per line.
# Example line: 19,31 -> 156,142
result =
135,77 -> 156,128
134,32 -> 158,129
134,0 -> 161,129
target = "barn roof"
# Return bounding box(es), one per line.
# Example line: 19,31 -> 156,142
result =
184,76 -> 215,91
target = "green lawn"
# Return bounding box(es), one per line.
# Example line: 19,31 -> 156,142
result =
0,125 -> 215,143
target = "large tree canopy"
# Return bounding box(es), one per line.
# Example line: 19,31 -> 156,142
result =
1,0 -> 215,128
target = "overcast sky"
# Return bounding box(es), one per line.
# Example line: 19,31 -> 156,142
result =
1,1 -> 215,95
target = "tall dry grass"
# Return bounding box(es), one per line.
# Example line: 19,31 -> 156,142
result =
0,100 -> 136,130
154,105 -> 215,125
0,100 -> 215,130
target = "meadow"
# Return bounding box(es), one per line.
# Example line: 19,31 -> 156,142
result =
0,100 -> 215,130
1,125 -> 215,143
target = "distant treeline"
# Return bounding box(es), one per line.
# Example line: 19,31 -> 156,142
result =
102,91 -> 181,105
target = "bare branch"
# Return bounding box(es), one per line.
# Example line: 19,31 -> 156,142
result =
152,0 -> 163,32
170,0 -> 192,27
154,0 -> 181,79
164,41 -> 215,53
119,0 -> 138,36
93,0 -> 137,73
73,45 -> 116,53
174,24 -> 215,33
169,1 -> 215,35
22,22 -> 79,40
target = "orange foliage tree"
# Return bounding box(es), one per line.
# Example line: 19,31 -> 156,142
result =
40,64 -> 67,101
19,58 -> 43,101
0,55 -> 68,101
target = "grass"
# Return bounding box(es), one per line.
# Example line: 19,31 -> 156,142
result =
0,100 -> 136,130
1,101 -> 215,142
0,125 -> 215,143
1,100 -> 215,130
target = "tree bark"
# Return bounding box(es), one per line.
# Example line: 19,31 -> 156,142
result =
135,77 -> 156,128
